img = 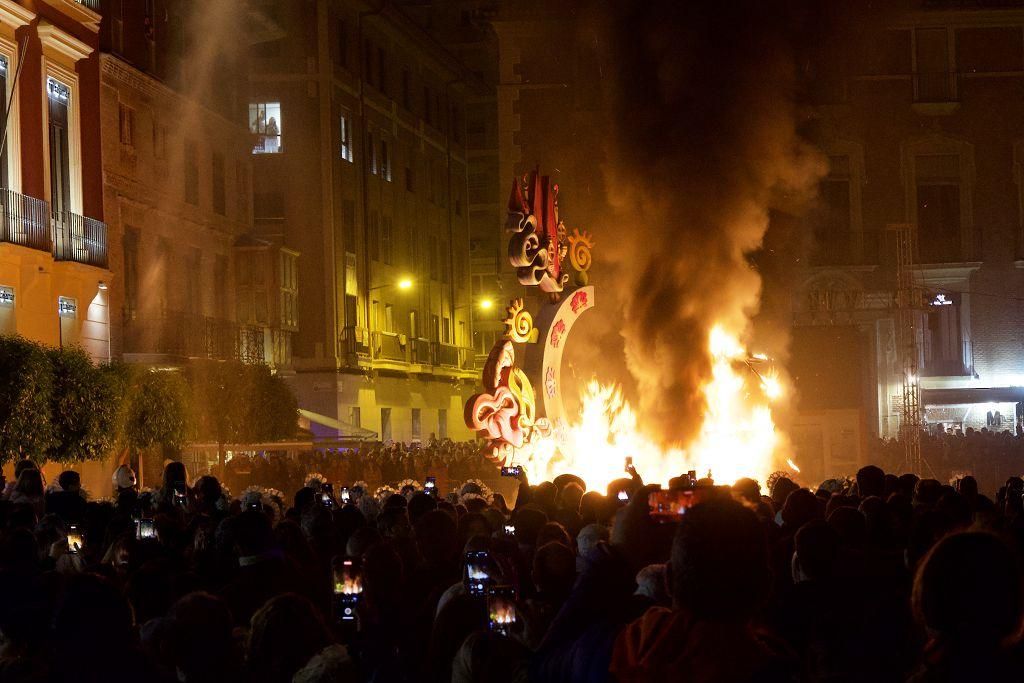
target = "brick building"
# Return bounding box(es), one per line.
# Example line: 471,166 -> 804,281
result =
792,0 -> 1024,475
97,0 -> 294,368
0,0 -> 110,361
247,0 -> 485,443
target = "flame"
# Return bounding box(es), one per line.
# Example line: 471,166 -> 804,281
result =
519,325 -> 787,492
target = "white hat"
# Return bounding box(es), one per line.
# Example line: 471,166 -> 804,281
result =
112,464 -> 137,490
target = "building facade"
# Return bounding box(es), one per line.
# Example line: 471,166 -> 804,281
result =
0,0 -> 110,361
97,0 -> 294,369
792,0 -> 1024,474
247,0 -> 483,443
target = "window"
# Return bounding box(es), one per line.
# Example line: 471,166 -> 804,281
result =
236,160 -> 248,221
409,310 -> 418,338
915,28 -> 954,103
380,139 -> 391,181
185,248 -> 202,315
336,19 -> 349,69
350,406 -> 361,428
339,112 -> 353,162
47,77 -> 71,214
916,154 -> 961,263
254,191 -> 284,219
123,227 -> 139,321
363,41 -> 374,86
371,299 -> 380,331
437,408 -> 447,440
429,235 -> 439,280
451,105 -> 461,143
249,101 -> 282,153
184,140 -> 199,205
214,254 -> 228,320
212,152 -> 226,215
112,0 -> 124,54
401,69 -> 411,110
812,155 -> 852,266
367,130 -> 377,175
924,292 -> 966,376
377,46 -> 387,95
442,317 -> 451,344
956,27 -> 1023,74
459,321 -> 466,346
405,166 -> 415,192
411,408 -> 421,442
118,103 -> 134,147
381,216 -> 393,265
153,123 -> 167,160
280,250 -> 298,330
0,56 -> 9,187
384,303 -> 394,332
380,407 -> 392,442
369,211 -> 380,261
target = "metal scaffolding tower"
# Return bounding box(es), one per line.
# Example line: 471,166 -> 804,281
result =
890,223 -> 924,474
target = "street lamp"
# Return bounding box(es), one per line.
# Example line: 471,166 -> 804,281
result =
370,277 -> 415,292
478,297 -> 494,311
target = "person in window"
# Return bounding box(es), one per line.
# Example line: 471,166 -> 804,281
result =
265,116 -> 280,153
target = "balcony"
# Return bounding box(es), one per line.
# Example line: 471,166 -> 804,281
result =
371,331 -> 407,362
410,337 -> 431,364
0,189 -> 50,253
73,0 -> 101,10
431,342 -> 460,368
125,313 -> 268,363
52,209 -> 108,268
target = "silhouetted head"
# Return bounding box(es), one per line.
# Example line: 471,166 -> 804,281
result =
793,519 -> 839,582
913,532 -> 1024,645
668,498 -> 769,621
856,465 -> 885,498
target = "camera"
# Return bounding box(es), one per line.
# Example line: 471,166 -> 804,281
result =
135,518 -> 156,540
500,465 -> 522,478
424,476 -> 438,497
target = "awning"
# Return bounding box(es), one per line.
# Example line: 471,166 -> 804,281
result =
922,386 -> 1024,405
298,409 -> 378,440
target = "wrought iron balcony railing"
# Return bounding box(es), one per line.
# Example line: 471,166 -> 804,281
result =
371,331 -> 407,362
52,209 -> 108,268
0,189 -> 50,252
124,313 -> 269,364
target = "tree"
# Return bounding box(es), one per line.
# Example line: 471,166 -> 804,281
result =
246,363 -> 299,443
119,365 -> 193,453
46,347 -> 120,463
0,336 -> 56,464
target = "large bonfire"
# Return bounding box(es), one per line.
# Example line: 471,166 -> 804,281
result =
517,325 -> 788,492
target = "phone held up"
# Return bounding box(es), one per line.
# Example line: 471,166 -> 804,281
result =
332,558 -> 363,624
500,465 -> 522,478
425,476 -> 438,497
67,524 -> 85,554
135,518 -> 157,540
487,585 -> 518,636
464,550 -> 494,597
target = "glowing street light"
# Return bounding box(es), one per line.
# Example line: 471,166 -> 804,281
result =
397,277 -> 413,291
479,298 -> 494,311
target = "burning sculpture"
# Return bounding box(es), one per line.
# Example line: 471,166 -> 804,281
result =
465,170 -> 789,491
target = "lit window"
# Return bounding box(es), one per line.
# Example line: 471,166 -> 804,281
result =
380,139 -> 391,181
249,101 -> 282,154
339,113 -> 353,162
118,102 -> 135,147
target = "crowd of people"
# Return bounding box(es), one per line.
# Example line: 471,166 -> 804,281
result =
0,453 -> 1022,682
868,427 -> 1024,494
221,441 -> 496,500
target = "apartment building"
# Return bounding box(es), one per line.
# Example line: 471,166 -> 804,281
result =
247,0 -> 485,443
0,0 -> 110,361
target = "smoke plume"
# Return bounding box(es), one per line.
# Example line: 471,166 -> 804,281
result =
599,0 -> 827,445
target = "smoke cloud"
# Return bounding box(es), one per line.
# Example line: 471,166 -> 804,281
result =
599,0 -> 827,445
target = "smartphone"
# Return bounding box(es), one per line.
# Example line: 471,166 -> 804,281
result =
340,487 -> 351,504
503,524 -> 516,537
323,482 -> 334,495
332,558 -> 363,623
464,550 -> 493,597
625,456 -> 633,471
67,525 -> 85,554
172,481 -> 187,508
135,518 -> 156,540
425,476 -> 437,497
247,500 -> 262,512
320,491 -> 334,508
616,489 -> 630,503
487,585 -> 518,636
500,465 -> 522,478
648,488 -> 708,522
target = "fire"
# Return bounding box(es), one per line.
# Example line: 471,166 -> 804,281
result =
519,325 -> 787,492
